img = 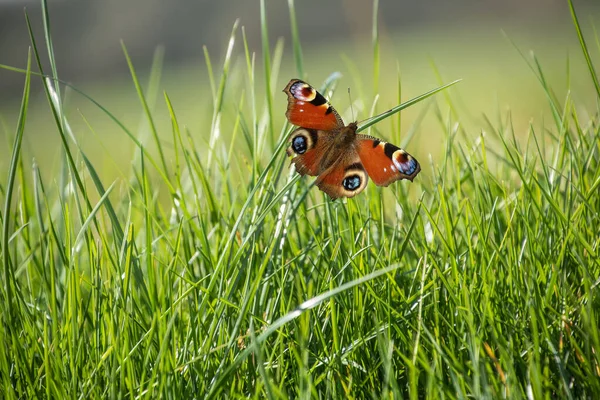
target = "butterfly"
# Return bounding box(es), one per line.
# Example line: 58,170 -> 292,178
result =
283,79 -> 420,199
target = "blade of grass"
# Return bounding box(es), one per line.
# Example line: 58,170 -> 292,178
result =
207,20 -> 239,167
357,79 -> 461,133
372,0 -> 380,95
261,0 -> 275,146
287,0 -> 305,79
2,49 -> 31,324
568,0 -> 600,98
121,42 -> 169,178
205,262 -> 404,398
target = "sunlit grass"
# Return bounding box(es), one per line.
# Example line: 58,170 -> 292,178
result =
1,0 -> 599,398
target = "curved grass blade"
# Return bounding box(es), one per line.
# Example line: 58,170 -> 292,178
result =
261,0 -> 275,145
121,42 -> 168,176
205,262 -> 403,398
357,79 -> 461,133
2,50 -> 31,319
72,181 -> 116,253
568,0 -> 600,99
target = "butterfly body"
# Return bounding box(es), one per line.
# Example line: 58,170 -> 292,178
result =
283,79 -> 420,199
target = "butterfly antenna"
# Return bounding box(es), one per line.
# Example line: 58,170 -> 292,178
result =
348,87 -> 355,122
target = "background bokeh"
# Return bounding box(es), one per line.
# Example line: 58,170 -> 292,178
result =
1,0 -> 599,177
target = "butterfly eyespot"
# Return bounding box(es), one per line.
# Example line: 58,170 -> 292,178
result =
292,135 -> 308,154
342,175 -> 362,191
290,82 -> 313,100
301,87 -> 313,98
392,150 -> 417,175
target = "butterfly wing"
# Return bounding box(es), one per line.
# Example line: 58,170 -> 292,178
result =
287,128 -> 337,176
288,126 -> 369,199
283,79 -> 344,131
315,151 -> 369,200
356,135 -> 420,186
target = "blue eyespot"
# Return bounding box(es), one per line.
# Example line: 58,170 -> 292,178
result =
292,135 -> 307,154
343,175 -> 361,191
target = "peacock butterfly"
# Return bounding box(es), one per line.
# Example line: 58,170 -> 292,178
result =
283,78 -> 420,199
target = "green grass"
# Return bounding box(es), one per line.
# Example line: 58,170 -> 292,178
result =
1,0 -> 600,398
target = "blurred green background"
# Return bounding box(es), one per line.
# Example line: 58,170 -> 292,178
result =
1,0 -> 599,180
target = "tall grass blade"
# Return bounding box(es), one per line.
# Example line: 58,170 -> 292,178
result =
2,50 -> 31,320
568,0 -> 600,98
287,0 -> 305,78
357,79 -> 461,132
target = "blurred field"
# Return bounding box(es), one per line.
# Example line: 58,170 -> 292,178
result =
1,14 -> 598,181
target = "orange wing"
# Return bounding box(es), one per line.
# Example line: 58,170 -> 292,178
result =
286,128 -> 336,176
356,135 -> 420,186
315,151 -> 369,199
283,79 -> 344,131
287,127 -> 369,199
